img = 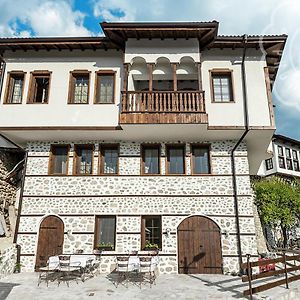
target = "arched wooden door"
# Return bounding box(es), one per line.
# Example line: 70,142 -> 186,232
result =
35,216 -> 64,270
177,216 -> 223,274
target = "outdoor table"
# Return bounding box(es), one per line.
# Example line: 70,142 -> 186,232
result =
48,255 -> 96,268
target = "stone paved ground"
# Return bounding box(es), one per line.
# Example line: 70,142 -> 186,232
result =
1,272 -> 300,300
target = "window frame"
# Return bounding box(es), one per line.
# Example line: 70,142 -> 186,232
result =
190,144 -> 211,175
141,215 -> 162,250
210,69 -> 234,103
27,70 -> 52,104
94,215 -> 116,251
94,70 -> 116,104
141,144 -> 161,175
277,145 -> 286,169
265,158 -> 273,171
165,144 -> 186,175
48,144 -> 70,175
67,70 -> 91,104
99,143 -> 119,175
292,150 -> 299,172
73,144 -> 94,175
3,71 -> 26,104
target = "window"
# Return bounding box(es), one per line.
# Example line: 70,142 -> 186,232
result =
141,216 -> 162,250
95,72 -> 115,104
94,216 -> 116,250
68,71 -> 90,104
265,158 -> 273,171
141,145 -> 160,175
74,144 -> 94,175
191,145 -> 210,174
285,147 -> 293,170
278,157 -> 285,169
277,145 -> 283,156
99,144 -> 119,174
277,145 -> 285,169
28,71 -> 51,103
293,150 -> 299,172
286,159 -> 293,170
49,145 -> 69,175
211,71 -> 234,102
4,72 -> 25,104
292,150 -> 298,161
166,145 -> 185,174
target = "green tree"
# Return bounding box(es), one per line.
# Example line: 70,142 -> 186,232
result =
253,177 -> 300,248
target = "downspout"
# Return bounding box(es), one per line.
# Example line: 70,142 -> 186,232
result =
0,53 -> 6,100
231,34 -> 249,274
13,150 -> 28,244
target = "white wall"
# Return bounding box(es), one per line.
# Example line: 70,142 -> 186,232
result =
0,50 -> 123,127
202,48 -> 271,127
125,39 -> 200,63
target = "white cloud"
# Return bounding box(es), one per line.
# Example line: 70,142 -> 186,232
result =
0,0 -> 91,37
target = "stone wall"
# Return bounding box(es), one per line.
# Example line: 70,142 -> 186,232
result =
17,140 -> 258,274
0,245 -> 17,279
0,150 -> 19,237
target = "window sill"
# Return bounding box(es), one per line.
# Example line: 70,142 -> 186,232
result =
2,102 -> 23,105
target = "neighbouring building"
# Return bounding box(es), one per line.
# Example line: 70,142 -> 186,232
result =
258,134 -> 300,179
0,21 -> 287,274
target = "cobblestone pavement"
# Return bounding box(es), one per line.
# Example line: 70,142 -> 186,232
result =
1,272 -> 300,300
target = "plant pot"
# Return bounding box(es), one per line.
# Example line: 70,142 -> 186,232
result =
144,247 -> 159,252
97,246 -> 113,251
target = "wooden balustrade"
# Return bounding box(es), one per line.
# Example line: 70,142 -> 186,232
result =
121,90 -> 205,113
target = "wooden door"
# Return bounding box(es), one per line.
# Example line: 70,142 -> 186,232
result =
35,216 -> 64,270
177,216 -> 222,274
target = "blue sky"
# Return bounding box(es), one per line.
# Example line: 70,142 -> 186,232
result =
1,0 -> 299,140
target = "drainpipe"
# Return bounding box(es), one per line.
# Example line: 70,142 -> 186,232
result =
0,53 -> 6,100
13,151 -> 28,244
231,34 -> 249,274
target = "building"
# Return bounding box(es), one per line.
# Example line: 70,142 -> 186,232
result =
0,21 -> 286,274
258,134 -> 300,179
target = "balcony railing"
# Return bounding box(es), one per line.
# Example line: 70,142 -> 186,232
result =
121,90 -> 205,113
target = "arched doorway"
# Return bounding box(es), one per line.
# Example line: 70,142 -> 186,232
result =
35,215 -> 64,270
177,216 -> 223,274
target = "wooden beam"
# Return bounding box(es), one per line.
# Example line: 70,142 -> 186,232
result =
148,64 -> 153,91
171,63 -> 177,91
197,62 -> 202,90
123,63 -> 129,92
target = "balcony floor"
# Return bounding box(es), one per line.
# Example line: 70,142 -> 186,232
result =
120,112 -> 208,124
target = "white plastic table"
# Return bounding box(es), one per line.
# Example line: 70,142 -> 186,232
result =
48,255 -> 96,269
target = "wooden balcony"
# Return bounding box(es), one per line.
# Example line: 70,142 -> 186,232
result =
120,91 -> 208,124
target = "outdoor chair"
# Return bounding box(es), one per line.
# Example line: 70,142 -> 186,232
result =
116,256 -> 131,288
57,255 -> 81,287
81,257 -> 94,281
37,260 -> 59,287
138,256 -> 156,288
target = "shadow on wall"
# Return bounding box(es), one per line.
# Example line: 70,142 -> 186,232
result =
0,282 -> 19,300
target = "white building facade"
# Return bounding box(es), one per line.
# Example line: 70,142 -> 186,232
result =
258,134 -> 300,178
0,22 -> 287,274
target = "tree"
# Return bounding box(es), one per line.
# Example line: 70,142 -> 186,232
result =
253,177 -> 300,248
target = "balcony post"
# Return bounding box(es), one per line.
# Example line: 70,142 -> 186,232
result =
197,62 -> 202,90
148,63 -> 153,91
171,63 -> 177,91
123,63 -> 129,92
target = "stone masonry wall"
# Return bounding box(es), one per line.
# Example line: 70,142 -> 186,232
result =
17,140 -> 257,274
0,150 -> 19,237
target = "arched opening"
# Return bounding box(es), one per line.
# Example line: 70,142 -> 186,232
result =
177,56 -> 198,91
35,215 -> 64,270
177,216 -> 223,274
